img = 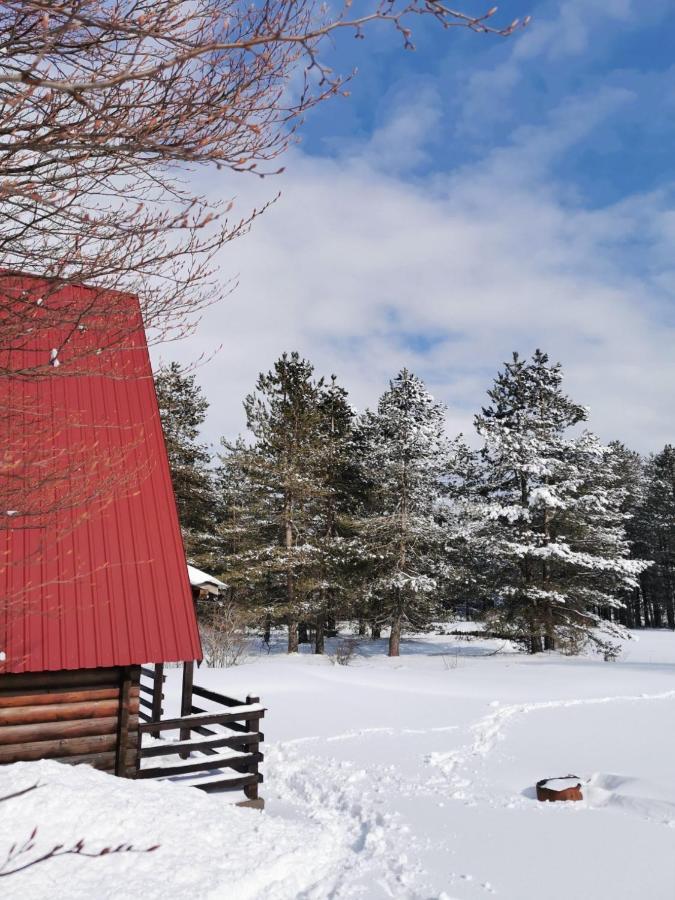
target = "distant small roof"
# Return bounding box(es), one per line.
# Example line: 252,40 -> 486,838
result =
187,564 -> 226,591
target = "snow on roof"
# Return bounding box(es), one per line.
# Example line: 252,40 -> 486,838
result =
187,564 -> 226,590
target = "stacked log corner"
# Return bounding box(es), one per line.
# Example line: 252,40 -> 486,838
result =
0,666 -> 141,776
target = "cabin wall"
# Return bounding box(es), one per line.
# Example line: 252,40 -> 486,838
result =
0,666 -> 140,777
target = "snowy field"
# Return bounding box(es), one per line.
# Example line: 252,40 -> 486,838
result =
2,628 -> 675,899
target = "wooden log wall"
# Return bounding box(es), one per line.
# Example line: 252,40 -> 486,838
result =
0,666 -> 140,777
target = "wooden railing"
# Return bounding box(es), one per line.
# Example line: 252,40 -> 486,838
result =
139,664 -> 164,737
136,666 -> 264,808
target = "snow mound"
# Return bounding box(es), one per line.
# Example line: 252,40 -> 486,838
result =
0,760 -> 340,900
585,773 -> 675,825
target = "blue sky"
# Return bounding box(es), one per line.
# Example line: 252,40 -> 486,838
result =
168,0 -> 675,453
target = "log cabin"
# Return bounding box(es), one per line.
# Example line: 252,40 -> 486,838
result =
0,275 -> 202,776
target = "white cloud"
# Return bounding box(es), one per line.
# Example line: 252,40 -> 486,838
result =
457,0 -> 659,134
160,90 -> 675,455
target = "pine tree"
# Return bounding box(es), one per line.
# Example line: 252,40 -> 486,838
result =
634,446 -> 675,629
608,441 -> 648,629
215,357 -> 361,653
438,438 -> 491,621
470,350 -> 647,655
311,376 -> 358,653
355,369 -> 450,657
154,361 -> 213,559
219,353 -> 332,651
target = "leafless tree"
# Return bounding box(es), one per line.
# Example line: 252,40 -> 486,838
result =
197,597 -> 257,667
0,2 -> 526,597
0,1 -> 527,365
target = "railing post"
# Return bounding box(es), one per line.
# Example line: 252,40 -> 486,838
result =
244,694 -> 260,804
179,660 -> 194,759
150,662 -> 164,739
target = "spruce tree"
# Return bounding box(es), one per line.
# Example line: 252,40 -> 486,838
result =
218,369 -> 358,653
608,441 -> 648,629
355,369 -> 450,657
470,350 -> 647,654
154,361 -> 213,559
311,376 -> 358,652
634,446 -> 675,629
219,353 -> 345,652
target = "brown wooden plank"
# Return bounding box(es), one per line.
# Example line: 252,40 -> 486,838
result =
60,751 -> 117,770
0,698 -> 120,727
192,773 -> 261,792
0,688 -> 124,708
244,695 -> 261,801
139,695 -> 153,711
115,670 -> 132,777
190,705 -> 248,733
189,723 -> 264,742
138,751 -> 257,780
179,661 -> 194,756
0,669 -> 122,692
191,684 -> 245,707
140,732 -> 261,758
139,683 -> 162,698
0,733 -> 119,764
150,662 -> 164,738
139,707 -> 263,734
0,715 -> 120,746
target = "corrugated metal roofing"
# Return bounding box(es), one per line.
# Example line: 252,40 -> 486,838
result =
0,276 -> 202,673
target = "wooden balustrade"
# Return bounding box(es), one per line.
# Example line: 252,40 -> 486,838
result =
136,665 -> 264,808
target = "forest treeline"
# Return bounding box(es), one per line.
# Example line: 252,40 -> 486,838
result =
154,351 -> 675,657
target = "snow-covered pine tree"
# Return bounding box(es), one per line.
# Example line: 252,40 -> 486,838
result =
225,353 -> 336,652
311,376 -> 358,653
472,350 -> 648,655
355,369 -> 450,657
633,446 -> 675,629
607,441 -> 649,629
438,437 -> 491,622
154,361 -> 213,559
208,438 -> 272,608
215,361 -> 359,653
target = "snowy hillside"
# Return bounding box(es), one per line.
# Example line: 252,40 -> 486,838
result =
2,629 -> 675,899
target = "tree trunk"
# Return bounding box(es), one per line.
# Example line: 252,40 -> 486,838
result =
314,620 -> 325,654
285,497 -> 296,651
528,628 -> 542,654
263,615 -> 271,645
664,565 -> 675,630
298,622 -> 309,643
388,616 -> 402,657
543,603 -> 555,651
370,624 -> 381,640
642,581 -> 652,627
652,596 -> 662,629
357,619 -> 367,636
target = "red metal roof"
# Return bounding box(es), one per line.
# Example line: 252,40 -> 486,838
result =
0,276 -> 202,673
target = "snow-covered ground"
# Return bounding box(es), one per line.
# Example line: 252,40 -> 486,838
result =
2,628 -> 675,899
